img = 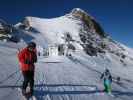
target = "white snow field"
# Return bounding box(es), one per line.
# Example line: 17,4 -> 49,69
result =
0,41 -> 133,100
1,8 -> 133,100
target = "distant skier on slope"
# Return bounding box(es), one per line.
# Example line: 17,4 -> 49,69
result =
100,68 -> 112,94
18,42 -> 37,96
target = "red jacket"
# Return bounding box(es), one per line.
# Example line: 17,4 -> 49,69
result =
18,47 -> 37,71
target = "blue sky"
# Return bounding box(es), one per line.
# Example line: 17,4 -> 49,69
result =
0,0 -> 133,47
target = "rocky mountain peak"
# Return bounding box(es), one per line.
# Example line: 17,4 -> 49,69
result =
70,8 -> 106,38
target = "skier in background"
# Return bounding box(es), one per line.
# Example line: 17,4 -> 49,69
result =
100,68 -> 112,94
18,42 -> 37,96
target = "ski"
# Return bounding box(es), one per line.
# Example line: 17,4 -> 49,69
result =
107,93 -> 115,97
95,92 -> 115,97
31,96 -> 36,100
17,88 -> 28,100
17,88 -> 37,100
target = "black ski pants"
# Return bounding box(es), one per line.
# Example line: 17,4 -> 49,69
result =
22,71 -> 34,93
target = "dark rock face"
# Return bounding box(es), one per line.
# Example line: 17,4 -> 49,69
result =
0,19 -> 13,41
70,8 -> 125,57
71,8 -> 106,38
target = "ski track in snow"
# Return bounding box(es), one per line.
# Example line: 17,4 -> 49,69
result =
1,10 -> 133,100
1,43 -> 133,100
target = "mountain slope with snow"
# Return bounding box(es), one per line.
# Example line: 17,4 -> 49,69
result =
15,8 -> 131,57
1,42 -> 133,100
0,8 -> 133,100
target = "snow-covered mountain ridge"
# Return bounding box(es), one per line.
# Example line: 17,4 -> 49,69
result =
0,8 -> 133,100
14,8 -> 133,58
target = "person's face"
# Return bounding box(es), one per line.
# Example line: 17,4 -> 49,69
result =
28,47 -> 34,52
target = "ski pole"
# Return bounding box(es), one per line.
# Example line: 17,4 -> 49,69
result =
0,69 -> 20,84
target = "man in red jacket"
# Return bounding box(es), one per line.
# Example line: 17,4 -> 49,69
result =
18,42 -> 37,96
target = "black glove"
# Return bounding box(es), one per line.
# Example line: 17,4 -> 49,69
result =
25,59 -> 31,64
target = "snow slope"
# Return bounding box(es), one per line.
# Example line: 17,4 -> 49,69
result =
14,9 -> 131,58
0,42 -> 133,100
0,8 -> 133,100
15,15 -> 83,51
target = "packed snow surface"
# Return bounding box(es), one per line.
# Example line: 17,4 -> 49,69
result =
1,11 -> 133,100
0,42 -> 133,100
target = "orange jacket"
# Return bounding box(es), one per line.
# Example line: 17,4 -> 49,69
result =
18,47 -> 37,71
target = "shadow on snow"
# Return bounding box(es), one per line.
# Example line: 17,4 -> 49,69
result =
1,84 -> 133,99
